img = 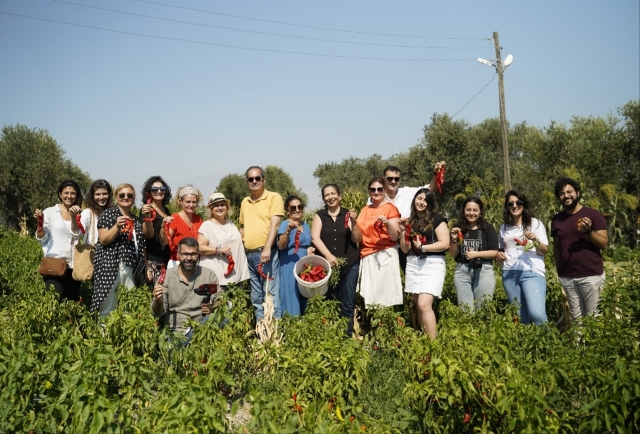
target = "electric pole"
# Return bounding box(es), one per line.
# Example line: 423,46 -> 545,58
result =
493,31 -> 511,193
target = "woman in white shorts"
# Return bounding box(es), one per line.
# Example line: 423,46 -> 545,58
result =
399,188 -> 450,339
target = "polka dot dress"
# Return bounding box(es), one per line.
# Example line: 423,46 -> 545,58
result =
90,206 -> 146,311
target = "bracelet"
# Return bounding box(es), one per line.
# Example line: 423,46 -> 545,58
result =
218,245 -> 222,255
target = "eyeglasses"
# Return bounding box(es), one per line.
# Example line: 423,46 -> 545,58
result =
507,200 -> 524,207
247,176 -> 262,183
369,187 -> 384,193
386,177 -> 400,183
288,205 -> 304,212
179,251 -> 198,258
118,193 -> 134,199
151,186 -> 167,193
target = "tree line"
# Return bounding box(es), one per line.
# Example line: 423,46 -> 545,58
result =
2,100 -> 638,246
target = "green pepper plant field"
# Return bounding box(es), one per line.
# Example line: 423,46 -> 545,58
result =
0,227 -> 638,433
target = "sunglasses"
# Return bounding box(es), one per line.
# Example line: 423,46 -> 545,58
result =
386,177 -> 400,183
369,187 -> 384,193
118,193 -> 134,199
151,186 -> 167,193
507,200 -> 524,207
247,176 -> 262,183
288,205 -> 304,212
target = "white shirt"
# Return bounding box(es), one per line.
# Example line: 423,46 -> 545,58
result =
498,218 -> 548,276
367,184 -> 430,218
36,205 -> 80,267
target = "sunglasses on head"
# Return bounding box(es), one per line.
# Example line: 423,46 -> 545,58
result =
118,193 -> 134,199
507,200 -> 523,207
288,205 -> 304,212
151,186 -> 167,193
386,176 -> 400,183
247,176 -> 262,183
369,187 -> 384,193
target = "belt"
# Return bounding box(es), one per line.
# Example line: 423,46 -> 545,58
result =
244,246 -> 264,254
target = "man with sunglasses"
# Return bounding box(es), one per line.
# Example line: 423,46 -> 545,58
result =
151,237 -> 220,345
551,177 -> 608,321
368,161 -> 446,218
239,166 -> 285,321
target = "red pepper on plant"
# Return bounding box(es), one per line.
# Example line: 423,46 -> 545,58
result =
224,255 -> 235,277
257,263 -> 274,281
435,166 -> 446,194
463,403 -> 471,423
75,214 -> 85,234
142,193 -> 157,222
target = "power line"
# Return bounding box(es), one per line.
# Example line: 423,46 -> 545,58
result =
0,11 -> 478,62
451,73 -> 496,119
51,0 -> 487,50
136,0 -> 485,41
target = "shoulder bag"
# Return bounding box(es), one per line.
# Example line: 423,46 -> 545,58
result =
72,212 -> 96,281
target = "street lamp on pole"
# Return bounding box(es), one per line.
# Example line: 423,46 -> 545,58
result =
477,31 -> 513,193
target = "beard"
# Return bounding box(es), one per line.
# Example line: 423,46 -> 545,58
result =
561,195 -> 580,211
180,260 -> 197,272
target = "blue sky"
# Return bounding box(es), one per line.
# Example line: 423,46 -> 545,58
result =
1,0 -> 638,207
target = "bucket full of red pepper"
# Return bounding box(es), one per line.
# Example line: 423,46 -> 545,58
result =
293,255 -> 332,299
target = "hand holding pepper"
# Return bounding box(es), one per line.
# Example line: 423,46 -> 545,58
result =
34,209 -> 44,233
576,217 -> 593,233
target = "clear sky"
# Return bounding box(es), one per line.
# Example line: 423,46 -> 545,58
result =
1,0 -> 638,207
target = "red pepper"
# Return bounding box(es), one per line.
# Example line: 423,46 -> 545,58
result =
514,237 -> 528,246
374,220 -> 385,238
142,193 -> 157,222
299,263 -> 327,282
405,223 -> 412,245
463,403 -> 471,423
164,221 -> 173,248
37,214 -> 44,232
294,230 -> 301,254
257,263 -> 274,281
344,211 -> 350,229
457,231 -> 464,246
157,265 -> 166,284
435,166 -> 446,194
75,214 -> 85,234
224,255 -> 235,277
121,219 -> 134,241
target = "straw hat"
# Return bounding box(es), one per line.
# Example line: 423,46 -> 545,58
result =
207,192 -> 231,207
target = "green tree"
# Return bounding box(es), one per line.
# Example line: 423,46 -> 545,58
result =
0,125 -> 92,230
313,154 -> 389,191
618,100 -> 640,247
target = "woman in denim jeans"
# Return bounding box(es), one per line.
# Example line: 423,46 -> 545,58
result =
449,197 -> 499,312
496,191 -> 549,325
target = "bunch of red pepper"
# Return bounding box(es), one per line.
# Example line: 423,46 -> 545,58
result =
37,214 -> 44,232
142,193 -> 157,222
224,255 -> 235,277
436,166 -> 446,194
121,219 -> 134,241
513,237 -> 528,246
373,220 -> 385,238
298,263 -> 327,282
75,214 -> 85,235
404,223 -> 427,253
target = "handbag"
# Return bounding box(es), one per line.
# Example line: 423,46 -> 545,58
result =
38,257 -> 68,277
133,253 -> 148,287
72,212 -> 96,281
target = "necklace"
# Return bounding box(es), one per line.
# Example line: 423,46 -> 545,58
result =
327,208 -> 340,217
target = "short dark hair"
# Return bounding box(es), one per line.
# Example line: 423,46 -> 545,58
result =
321,183 -> 340,197
85,179 -> 112,214
178,237 -> 199,252
284,195 -> 304,210
245,166 -> 265,179
141,176 -> 172,206
383,165 -> 401,176
57,180 -> 82,206
554,177 -> 581,199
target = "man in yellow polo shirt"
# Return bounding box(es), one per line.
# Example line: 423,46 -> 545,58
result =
239,166 -> 284,320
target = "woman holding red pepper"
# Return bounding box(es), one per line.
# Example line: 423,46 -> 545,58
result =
140,176 -> 172,287
277,195 -> 313,316
351,177 -> 402,308
496,190 -> 549,325
449,197 -> 499,312
198,192 -> 249,290
399,188 -> 449,339
311,184 -> 360,336
162,185 -> 204,269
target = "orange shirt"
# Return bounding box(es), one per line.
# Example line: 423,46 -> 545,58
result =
356,202 -> 400,258
167,213 -> 203,260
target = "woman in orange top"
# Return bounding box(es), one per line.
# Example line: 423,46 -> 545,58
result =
351,177 -> 403,307
162,185 -> 204,269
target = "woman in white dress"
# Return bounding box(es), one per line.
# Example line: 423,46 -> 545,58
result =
198,192 -> 249,290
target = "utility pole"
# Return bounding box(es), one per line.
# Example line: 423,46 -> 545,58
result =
493,31 -> 511,193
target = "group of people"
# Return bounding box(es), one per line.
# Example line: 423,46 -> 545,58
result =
34,162 -> 608,341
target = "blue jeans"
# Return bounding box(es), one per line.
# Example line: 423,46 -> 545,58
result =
453,263 -> 495,312
247,248 -> 281,321
502,270 -> 548,325
327,261 -> 359,337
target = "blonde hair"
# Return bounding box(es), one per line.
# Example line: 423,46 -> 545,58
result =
115,183 -> 136,201
173,185 -> 203,208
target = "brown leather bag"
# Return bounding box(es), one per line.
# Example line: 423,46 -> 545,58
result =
38,257 -> 68,277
